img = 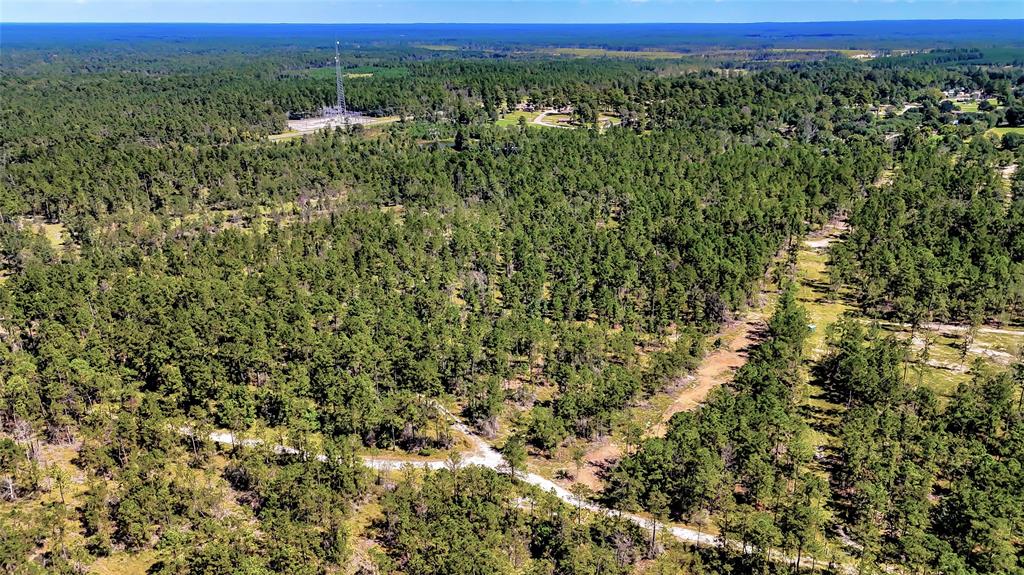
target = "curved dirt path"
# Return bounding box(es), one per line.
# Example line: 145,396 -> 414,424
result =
200,305 -> 768,549
200,420 -> 842,571
649,318 -> 762,437
197,386 -> 856,571
562,313 -> 764,492
199,415 -> 718,549
532,110 -> 573,129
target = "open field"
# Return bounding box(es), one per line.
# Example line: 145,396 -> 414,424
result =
16,216 -> 74,253
495,110 -> 541,127
956,98 -> 998,112
90,551 -> 159,575
269,115 -> 402,141
413,43 -> 459,51
498,108 -> 622,131
538,112 -> 573,127
988,126 -> 1024,137
795,221 -> 852,475
542,47 -> 690,59
536,46 -> 873,61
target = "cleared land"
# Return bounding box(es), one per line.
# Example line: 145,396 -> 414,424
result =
269,115 -> 402,141
525,266 -> 775,493
795,220 -> 856,477
649,317 -> 764,437
413,44 -> 459,51
495,110 -> 541,127
987,126 -> 1024,137
955,98 -> 998,113
542,47 -> 689,59
16,216 -> 73,252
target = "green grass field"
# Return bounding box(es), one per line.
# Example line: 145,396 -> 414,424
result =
988,126 -> 1024,137
540,113 -> 573,126
495,110 -> 540,127
956,99 -> 998,113
795,232 -> 852,469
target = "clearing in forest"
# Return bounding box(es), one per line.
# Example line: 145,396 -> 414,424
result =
16,216 -> 73,253
495,110 -> 541,127
956,98 -> 999,113
797,217 -> 1024,478
531,285 -> 773,492
987,126 -> 1024,137
269,115 -> 402,141
795,219 -> 854,474
540,47 -> 689,59
647,317 -> 764,438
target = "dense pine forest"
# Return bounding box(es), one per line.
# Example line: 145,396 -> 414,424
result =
1,23 -> 1023,575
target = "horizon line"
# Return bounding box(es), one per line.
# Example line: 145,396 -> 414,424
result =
4,18 -> 1023,24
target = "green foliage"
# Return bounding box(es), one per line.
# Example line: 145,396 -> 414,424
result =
3,29 -> 1022,574
830,136 -> 1024,322
607,285 -> 822,565
376,466 -> 645,575
822,316 -> 1024,573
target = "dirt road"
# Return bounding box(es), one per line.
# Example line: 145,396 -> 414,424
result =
566,306 -> 767,491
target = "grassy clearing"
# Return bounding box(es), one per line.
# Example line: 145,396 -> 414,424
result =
345,500 -> 384,574
90,550 -> 159,575
38,222 -> 67,250
495,110 -> 540,127
17,217 -> 75,253
988,126 -> 1024,137
497,110 -> 621,131
538,113 -> 573,127
541,47 -> 688,59
795,246 -> 850,356
911,365 -> 970,400
413,44 -> 459,51
956,99 -> 998,113
267,130 -> 302,142
794,227 -> 852,472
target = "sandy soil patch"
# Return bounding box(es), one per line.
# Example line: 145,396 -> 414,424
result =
648,319 -> 761,437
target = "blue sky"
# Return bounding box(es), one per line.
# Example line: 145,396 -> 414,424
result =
4,0 -> 1022,23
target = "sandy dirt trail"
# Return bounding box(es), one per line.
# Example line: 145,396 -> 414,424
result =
532,110 -> 574,129
199,414 -> 721,550
569,300 -> 768,491
187,225 -> 867,570
198,403 -> 846,571
651,319 -> 762,436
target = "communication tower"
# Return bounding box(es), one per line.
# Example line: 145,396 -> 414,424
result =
333,41 -> 348,122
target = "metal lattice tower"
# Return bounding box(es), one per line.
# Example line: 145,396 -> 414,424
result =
333,41 -> 347,119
